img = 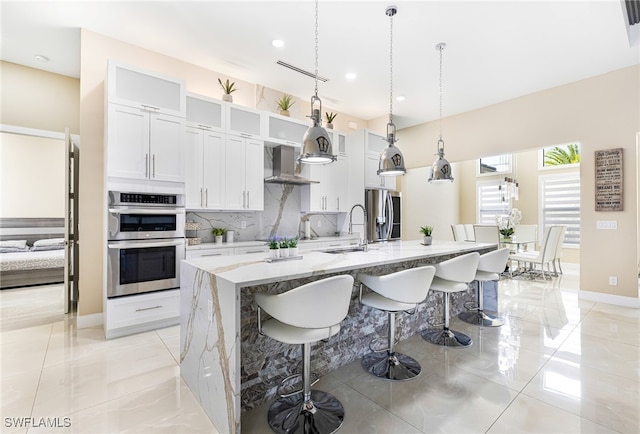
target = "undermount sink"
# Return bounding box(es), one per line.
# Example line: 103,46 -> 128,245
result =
321,246 -> 367,254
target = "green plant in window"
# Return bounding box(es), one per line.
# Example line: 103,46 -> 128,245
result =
544,144 -> 580,166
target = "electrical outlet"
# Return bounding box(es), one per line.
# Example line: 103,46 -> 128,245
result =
208,299 -> 213,321
608,276 -> 618,286
241,221 -> 247,229
317,220 -> 322,228
597,221 -> 618,229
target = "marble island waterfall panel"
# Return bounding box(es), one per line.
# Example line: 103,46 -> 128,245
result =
239,251 -> 497,411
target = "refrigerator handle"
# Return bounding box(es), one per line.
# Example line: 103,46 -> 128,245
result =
386,194 -> 394,240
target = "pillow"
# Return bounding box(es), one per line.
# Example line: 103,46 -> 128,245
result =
31,244 -> 65,252
0,246 -> 30,253
33,238 -> 65,247
0,240 -> 28,250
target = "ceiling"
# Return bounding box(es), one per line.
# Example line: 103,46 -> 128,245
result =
2,1 -> 639,129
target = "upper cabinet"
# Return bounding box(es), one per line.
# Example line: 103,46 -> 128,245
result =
105,61 -> 185,183
263,113 -> 308,147
107,103 -> 184,182
329,130 -> 347,156
186,93 -> 224,132
107,60 -> 186,117
226,103 -> 263,139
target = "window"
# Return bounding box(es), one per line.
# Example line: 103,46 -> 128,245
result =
538,173 -> 580,247
477,154 -> 512,176
539,143 -> 581,170
477,180 -> 511,224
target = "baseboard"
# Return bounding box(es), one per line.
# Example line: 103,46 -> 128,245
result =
578,290 -> 640,308
77,313 -> 104,328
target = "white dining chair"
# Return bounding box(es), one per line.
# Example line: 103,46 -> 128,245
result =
464,224 -> 475,241
451,224 -> 467,241
473,225 -> 500,244
552,225 -> 567,275
510,226 -> 562,279
513,224 -> 537,252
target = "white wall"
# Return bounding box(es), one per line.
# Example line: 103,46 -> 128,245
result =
399,165 -> 459,241
0,132 -> 65,218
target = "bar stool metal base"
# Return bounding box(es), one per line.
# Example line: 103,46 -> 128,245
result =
458,310 -> 504,327
421,327 -> 473,348
361,351 -> 421,381
267,390 -> 344,434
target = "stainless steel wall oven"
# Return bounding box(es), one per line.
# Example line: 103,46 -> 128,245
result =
107,191 -> 185,298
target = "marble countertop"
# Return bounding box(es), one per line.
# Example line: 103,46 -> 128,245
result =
184,239 -> 495,287
186,235 -> 360,251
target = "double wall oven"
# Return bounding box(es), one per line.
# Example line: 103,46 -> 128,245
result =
107,191 -> 185,298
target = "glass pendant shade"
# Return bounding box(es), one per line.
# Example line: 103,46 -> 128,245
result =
378,123 -> 406,176
299,105 -> 336,164
428,139 -> 454,182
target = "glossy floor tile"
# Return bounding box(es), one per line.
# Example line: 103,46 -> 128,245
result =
2,264 -> 639,433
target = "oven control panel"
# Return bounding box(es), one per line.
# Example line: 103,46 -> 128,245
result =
109,191 -> 185,207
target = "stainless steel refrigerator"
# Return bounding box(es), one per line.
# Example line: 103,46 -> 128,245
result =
365,189 -> 401,242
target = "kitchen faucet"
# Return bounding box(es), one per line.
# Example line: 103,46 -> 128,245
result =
348,204 -> 368,252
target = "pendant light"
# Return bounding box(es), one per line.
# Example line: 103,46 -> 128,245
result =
428,42 -> 454,183
298,0 -> 336,165
378,5 -> 406,177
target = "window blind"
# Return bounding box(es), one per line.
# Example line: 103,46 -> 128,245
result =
539,174 -> 580,247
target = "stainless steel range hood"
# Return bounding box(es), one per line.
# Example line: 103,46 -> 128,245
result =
264,145 -> 319,185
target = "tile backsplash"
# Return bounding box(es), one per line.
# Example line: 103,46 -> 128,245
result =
186,183 -> 338,242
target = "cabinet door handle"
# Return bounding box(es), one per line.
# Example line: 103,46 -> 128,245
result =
145,154 -> 149,178
244,250 -> 263,253
152,154 -> 156,178
201,253 -> 223,257
337,197 -> 340,210
247,191 -> 250,208
240,133 -> 252,138
205,188 -> 208,207
141,104 -> 160,112
200,188 -> 203,207
198,124 -> 211,130
136,305 -> 162,312
242,191 -> 246,208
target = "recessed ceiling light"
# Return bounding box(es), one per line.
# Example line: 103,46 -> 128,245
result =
34,54 -> 49,63
396,95 -> 405,101
272,39 -> 284,48
345,72 -> 357,80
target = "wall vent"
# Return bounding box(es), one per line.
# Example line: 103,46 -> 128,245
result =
625,0 -> 640,25
276,60 -> 329,82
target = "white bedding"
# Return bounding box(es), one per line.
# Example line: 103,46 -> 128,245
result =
0,249 -> 65,272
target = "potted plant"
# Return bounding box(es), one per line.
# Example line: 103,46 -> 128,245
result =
212,227 -> 226,243
419,226 -> 433,245
218,78 -> 236,103
325,112 -> 337,129
276,94 -> 295,116
279,236 -> 290,257
267,236 -> 280,259
287,236 -> 299,257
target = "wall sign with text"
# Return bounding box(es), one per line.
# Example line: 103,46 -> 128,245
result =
594,148 -> 623,211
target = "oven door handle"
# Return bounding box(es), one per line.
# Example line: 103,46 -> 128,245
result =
108,208 -> 185,215
108,239 -> 185,249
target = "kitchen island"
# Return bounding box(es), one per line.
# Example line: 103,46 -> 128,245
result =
180,239 -> 496,433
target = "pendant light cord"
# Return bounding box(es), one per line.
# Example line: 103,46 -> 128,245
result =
389,10 -> 394,125
438,43 -> 444,144
314,0 -> 319,98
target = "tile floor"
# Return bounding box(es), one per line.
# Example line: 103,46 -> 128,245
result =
1,265 -> 639,433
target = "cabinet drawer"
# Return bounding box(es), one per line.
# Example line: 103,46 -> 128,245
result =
186,248 -> 233,259
107,290 -> 179,330
233,246 -> 268,255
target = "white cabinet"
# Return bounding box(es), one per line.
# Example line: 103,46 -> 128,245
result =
186,248 -> 233,259
226,103 -> 263,139
184,127 -> 225,209
186,93 -> 224,132
107,60 -> 185,117
105,289 -> 180,339
329,130 -> 347,156
264,113 -> 308,147
301,155 -> 348,212
107,103 -> 184,182
225,136 -> 264,211
233,245 -> 268,255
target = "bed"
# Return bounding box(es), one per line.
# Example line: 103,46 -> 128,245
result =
0,218 -> 66,289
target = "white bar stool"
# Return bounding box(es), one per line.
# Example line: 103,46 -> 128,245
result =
421,252 -> 480,348
458,248 -> 510,327
358,265 -> 436,381
255,275 -> 354,434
